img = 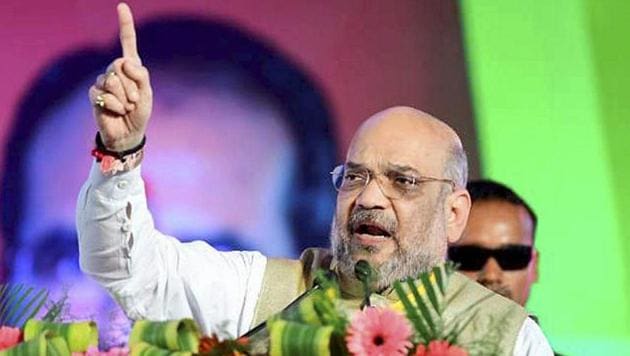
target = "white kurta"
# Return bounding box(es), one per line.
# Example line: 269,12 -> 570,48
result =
76,163 -> 553,355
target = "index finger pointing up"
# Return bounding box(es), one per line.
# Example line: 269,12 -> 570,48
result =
117,3 -> 141,62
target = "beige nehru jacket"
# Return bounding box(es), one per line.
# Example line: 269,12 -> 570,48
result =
250,248 -> 528,355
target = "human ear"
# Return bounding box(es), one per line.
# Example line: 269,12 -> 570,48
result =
445,188 -> 471,244
531,249 -> 539,283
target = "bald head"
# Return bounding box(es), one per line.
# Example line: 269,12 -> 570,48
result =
348,106 -> 467,187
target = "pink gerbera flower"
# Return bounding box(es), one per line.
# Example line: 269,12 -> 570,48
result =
414,340 -> 468,356
346,307 -> 413,356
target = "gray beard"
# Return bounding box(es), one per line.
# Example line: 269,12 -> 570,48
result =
331,204 -> 446,292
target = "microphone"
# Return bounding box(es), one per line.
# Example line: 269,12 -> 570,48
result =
354,260 -> 373,309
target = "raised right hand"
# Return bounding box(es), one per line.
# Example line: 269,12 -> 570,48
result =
88,3 -> 153,152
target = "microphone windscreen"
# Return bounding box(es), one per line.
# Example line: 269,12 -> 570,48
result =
354,259 -> 372,282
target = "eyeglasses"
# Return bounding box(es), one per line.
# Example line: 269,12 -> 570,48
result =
447,245 -> 533,271
330,164 -> 456,200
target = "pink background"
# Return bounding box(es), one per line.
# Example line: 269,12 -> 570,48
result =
0,0 -> 476,171
0,1 -> 478,344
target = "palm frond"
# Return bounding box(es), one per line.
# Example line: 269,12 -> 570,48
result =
406,278 -> 438,336
393,281 -> 431,343
432,265 -> 446,295
0,284 -> 24,322
0,283 -> 49,328
10,288 -> 48,327
42,293 -> 69,323
395,262 -> 490,343
419,272 -> 441,314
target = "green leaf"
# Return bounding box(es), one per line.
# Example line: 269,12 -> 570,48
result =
0,284 -> 25,323
0,284 -> 8,307
11,288 -> 47,328
0,284 -> 49,328
0,331 -> 70,356
268,319 -> 334,356
433,265 -> 446,296
419,272 -> 440,314
24,319 -> 99,353
4,286 -> 34,325
129,319 -> 200,353
42,294 -> 68,323
393,281 -> 430,343
130,341 -> 192,356
406,278 -> 437,338
444,260 -> 457,275
20,290 -> 48,328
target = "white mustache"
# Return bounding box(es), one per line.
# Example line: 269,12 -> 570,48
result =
347,208 -> 397,237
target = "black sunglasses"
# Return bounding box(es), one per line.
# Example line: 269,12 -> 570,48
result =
448,244 -> 533,271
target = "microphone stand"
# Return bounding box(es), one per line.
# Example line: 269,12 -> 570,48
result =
354,260 -> 374,309
242,270 -> 335,338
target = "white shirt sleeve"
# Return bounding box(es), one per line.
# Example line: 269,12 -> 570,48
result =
76,162 -> 267,337
513,317 -> 554,356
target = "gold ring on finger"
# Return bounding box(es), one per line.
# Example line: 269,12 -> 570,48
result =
94,94 -> 105,109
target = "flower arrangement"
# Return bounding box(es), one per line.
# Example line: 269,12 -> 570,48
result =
263,262 -> 494,356
1,262 -> 500,355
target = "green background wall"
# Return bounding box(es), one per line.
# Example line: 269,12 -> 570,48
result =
460,0 -> 630,354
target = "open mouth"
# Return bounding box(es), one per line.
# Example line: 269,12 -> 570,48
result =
353,223 -> 392,239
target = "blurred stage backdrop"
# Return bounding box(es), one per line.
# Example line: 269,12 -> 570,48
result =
0,0 -> 628,354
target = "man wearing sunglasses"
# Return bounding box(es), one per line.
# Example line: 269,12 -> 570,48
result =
449,180 -> 538,307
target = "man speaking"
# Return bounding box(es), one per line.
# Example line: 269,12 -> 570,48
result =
77,3 -> 552,355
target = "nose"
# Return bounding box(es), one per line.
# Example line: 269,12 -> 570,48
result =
354,177 -> 391,210
478,257 -> 504,286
